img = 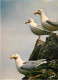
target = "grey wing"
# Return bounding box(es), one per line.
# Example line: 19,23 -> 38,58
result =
37,24 -> 50,32
46,19 -> 58,27
21,61 -> 36,70
21,59 -> 47,70
37,24 -> 44,30
36,59 -> 47,66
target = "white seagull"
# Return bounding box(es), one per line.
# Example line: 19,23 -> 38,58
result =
10,53 -> 47,79
25,18 -> 50,40
34,9 -> 58,31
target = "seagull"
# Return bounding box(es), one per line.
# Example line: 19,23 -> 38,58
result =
25,18 -> 51,40
10,53 -> 47,79
34,9 -> 58,31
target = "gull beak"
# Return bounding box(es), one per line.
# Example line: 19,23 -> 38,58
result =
34,11 -> 38,15
10,57 -> 14,59
25,21 -> 29,24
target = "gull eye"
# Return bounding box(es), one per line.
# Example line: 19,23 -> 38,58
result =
38,10 -> 40,11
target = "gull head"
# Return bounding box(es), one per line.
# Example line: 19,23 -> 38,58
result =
25,18 -> 34,24
34,9 -> 43,15
10,53 -> 20,59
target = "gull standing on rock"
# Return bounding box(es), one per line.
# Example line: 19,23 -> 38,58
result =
34,9 -> 58,31
25,18 -> 51,40
10,53 -> 47,79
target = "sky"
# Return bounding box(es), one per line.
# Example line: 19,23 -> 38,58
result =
1,0 -> 58,80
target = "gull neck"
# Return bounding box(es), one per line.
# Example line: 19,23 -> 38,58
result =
30,21 -> 37,27
40,11 -> 48,20
15,57 -> 24,67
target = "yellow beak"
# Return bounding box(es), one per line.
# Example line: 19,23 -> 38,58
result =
10,57 -> 14,59
34,11 -> 38,15
25,21 -> 29,24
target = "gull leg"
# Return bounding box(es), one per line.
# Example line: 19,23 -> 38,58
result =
39,35 -> 40,40
31,74 -> 41,79
38,35 -> 41,41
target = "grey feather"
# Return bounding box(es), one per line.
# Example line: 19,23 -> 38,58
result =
37,24 -> 50,32
21,61 -> 36,70
21,59 -> 47,70
46,19 -> 58,27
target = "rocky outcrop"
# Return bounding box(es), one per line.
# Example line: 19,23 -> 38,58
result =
22,33 -> 58,80
29,39 -> 44,60
37,33 -> 58,60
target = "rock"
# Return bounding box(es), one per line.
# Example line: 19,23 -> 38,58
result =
22,33 -> 58,80
48,59 -> 58,72
29,39 -> 44,60
37,33 -> 58,60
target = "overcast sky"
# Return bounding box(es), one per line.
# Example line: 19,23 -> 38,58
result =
1,0 -> 58,80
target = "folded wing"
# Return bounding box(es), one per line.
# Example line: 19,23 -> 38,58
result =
46,19 -> 58,27
21,59 -> 47,70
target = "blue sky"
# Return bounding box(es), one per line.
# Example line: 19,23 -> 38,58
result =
1,0 -> 58,80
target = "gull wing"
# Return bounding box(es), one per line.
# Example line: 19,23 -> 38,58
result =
21,61 -> 36,70
46,19 -> 58,27
37,24 -> 44,30
21,59 -> 47,70
37,24 -> 50,32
